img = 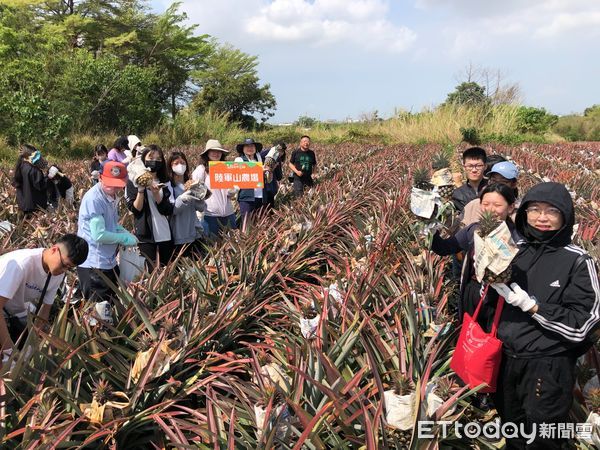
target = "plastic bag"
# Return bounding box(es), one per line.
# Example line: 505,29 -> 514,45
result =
384,390 -> 415,430
473,221 -> 519,283
118,247 -> 146,283
410,187 -> 439,219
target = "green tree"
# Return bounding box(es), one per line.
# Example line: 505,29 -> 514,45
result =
136,2 -> 213,118
192,44 -> 276,129
445,82 -> 488,106
516,106 -> 558,134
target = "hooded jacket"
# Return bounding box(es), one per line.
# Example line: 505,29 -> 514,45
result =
498,182 -> 600,358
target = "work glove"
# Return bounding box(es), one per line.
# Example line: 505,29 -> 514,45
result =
175,191 -> 195,207
491,282 -> 537,313
227,185 -> 240,199
117,232 -> 138,247
91,170 -> 100,180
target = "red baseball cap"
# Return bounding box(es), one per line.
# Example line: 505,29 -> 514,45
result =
100,161 -> 127,188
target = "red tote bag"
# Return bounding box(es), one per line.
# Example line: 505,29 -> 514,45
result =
450,286 -> 505,393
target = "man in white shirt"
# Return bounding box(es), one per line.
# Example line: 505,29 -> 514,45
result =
0,234 -> 88,362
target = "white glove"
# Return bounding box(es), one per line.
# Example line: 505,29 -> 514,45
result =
91,170 -> 100,180
491,283 -> 537,312
227,185 -> 240,199
176,192 -> 195,206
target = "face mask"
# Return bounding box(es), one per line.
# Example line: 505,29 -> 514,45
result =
172,164 -> 186,176
145,160 -> 163,172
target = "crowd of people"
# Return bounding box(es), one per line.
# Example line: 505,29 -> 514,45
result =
2,138 -> 599,448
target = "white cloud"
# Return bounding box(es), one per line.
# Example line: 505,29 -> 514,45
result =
535,11 -> 600,37
245,0 -> 416,53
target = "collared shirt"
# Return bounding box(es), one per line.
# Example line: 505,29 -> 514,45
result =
78,183 -> 120,269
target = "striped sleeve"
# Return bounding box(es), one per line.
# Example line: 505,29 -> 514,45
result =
532,254 -> 600,342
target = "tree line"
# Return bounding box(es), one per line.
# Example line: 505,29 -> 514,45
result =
0,0 -> 276,148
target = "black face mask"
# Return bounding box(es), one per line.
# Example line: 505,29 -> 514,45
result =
145,160 -> 163,172
524,224 -> 560,244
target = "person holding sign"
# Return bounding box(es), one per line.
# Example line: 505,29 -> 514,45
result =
429,183 -> 521,330
234,138 -> 265,222
288,135 -> 317,197
191,139 -> 237,239
490,182 -> 600,450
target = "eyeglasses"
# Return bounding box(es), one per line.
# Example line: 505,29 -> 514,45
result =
57,247 -> 76,270
525,207 -> 562,220
464,164 -> 485,171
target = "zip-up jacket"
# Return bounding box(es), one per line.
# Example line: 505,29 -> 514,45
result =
498,182 -> 600,358
451,178 -> 488,213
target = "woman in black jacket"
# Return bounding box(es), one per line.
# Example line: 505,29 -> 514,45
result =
125,145 -> 174,269
12,144 -> 48,215
431,183 -> 521,331
491,182 -> 600,450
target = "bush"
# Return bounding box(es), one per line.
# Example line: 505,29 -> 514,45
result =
460,127 -> 481,145
554,114 -> 600,141
516,106 -> 558,134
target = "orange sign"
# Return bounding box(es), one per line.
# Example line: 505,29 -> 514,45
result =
209,161 -> 264,189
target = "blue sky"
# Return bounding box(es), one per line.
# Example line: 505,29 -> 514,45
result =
151,0 -> 600,123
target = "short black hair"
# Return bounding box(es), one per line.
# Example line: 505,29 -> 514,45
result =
57,234 -> 89,266
462,146 -> 487,163
479,182 -> 516,206
113,136 -> 129,151
485,154 -> 507,176
300,135 -> 311,141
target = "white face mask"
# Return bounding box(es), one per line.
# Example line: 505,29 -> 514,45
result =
172,164 -> 186,176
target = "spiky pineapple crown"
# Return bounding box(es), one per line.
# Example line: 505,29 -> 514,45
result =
392,374 -> 415,396
413,167 -> 430,185
93,379 -> 113,403
477,210 -> 501,237
431,152 -> 451,171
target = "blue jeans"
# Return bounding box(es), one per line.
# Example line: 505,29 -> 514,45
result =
203,214 -> 237,239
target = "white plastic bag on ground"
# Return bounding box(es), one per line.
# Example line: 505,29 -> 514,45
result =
300,314 -> 320,339
424,382 -> 456,419
118,247 -> 146,283
0,220 -> 14,236
254,403 -> 292,441
384,390 -> 415,430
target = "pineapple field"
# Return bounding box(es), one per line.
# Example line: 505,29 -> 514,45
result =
0,142 -> 599,449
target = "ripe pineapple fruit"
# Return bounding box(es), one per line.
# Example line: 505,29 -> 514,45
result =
477,211 -> 512,284
437,184 -> 455,200
184,179 -> 198,191
413,167 -> 433,191
136,171 -> 154,188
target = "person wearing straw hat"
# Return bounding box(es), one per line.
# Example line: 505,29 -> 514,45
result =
191,139 -> 237,239
234,138 -> 265,221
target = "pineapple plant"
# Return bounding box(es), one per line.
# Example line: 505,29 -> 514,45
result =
587,388 -> 600,413
384,374 -> 416,446
476,211 -> 512,284
413,167 -> 433,191
93,379 -> 113,404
